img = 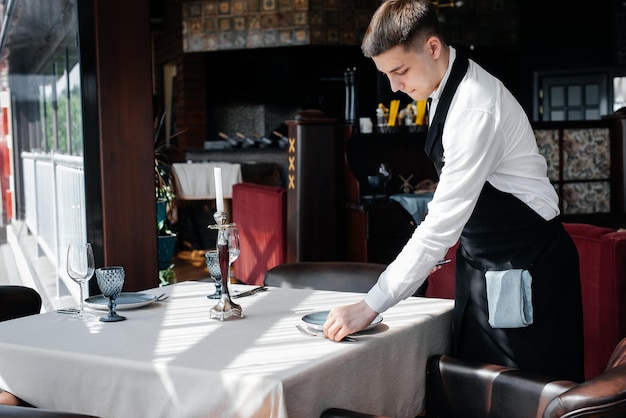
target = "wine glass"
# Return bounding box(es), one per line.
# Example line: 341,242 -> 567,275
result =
227,225 -> 240,276
205,249 -> 222,299
66,243 -> 95,320
95,266 -> 126,322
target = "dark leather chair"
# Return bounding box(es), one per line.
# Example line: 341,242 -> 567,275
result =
0,405 -> 100,417
320,409 -> 390,418
264,261 -> 387,293
425,338 -> 626,417
264,261 -> 430,297
321,337 -> 626,418
0,285 -> 42,322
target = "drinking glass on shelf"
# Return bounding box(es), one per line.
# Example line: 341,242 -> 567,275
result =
205,250 -> 222,299
66,243 -> 95,320
95,266 -> 126,322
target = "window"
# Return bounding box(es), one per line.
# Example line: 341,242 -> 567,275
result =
534,71 -> 609,122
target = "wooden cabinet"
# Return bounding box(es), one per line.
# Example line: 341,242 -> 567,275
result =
285,110 -> 344,262
343,130 -> 438,263
344,200 -> 416,264
284,111 -> 439,264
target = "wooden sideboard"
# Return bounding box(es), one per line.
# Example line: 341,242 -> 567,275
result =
342,129 -> 438,263
284,109 -> 438,264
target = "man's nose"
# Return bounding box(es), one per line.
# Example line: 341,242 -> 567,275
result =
388,76 -> 403,93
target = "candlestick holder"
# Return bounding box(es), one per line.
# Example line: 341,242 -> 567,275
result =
207,211 -> 243,321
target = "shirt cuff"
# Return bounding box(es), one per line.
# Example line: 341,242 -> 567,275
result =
364,283 -> 393,313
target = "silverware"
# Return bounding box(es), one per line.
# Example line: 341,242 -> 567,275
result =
56,308 -> 80,315
295,324 -> 357,342
231,286 -> 267,299
155,293 -> 169,302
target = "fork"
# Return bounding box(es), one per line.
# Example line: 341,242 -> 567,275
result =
295,324 -> 357,342
56,308 -> 80,315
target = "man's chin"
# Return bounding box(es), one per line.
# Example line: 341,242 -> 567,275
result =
404,91 -> 420,101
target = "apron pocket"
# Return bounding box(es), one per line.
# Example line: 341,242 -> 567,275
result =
485,269 -> 533,328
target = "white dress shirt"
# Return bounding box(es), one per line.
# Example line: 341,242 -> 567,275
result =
365,47 -> 559,313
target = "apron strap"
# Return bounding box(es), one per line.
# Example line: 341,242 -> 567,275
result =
424,53 -> 469,175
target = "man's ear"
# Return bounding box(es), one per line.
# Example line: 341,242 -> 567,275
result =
426,36 -> 442,58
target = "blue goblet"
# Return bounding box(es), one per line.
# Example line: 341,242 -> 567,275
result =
95,266 -> 127,322
205,250 -> 222,299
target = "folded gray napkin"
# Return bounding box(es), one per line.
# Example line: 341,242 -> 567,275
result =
485,269 -> 533,328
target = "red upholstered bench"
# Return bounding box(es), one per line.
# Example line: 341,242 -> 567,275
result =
425,222 -> 626,380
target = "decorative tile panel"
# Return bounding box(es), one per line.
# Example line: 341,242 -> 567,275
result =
534,124 -> 612,215
562,128 -> 610,180
203,1 -> 218,15
534,129 -> 559,182
562,182 -> 611,214
182,0 -> 378,51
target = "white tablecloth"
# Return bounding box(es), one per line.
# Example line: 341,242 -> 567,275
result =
0,282 -> 453,418
171,162 -> 242,200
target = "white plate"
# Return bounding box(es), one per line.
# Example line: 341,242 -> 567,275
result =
302,310 -> 383,332
84,292 -> 157,310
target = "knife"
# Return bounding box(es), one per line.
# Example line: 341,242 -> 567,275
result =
231,286 -> 268,299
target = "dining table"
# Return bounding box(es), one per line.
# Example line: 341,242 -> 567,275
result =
390,192 -> 434,226
0,281 -> 454,418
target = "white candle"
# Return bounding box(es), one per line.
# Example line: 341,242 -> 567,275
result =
214,167 -> 224,213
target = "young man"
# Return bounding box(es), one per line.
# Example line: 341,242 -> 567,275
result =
323,0 -> 584,382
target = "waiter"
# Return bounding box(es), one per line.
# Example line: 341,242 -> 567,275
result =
323,0 -> 584,382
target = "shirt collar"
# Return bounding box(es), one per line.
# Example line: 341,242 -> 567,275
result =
429,46 -> 456,105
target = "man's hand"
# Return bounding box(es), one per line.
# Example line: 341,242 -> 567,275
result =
0,390 -> 20,406
323,300 -> 379,342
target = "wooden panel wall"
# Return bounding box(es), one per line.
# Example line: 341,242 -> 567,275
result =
93,0 -> 157,290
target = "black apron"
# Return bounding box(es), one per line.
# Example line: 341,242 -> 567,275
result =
425,54 -> 584,382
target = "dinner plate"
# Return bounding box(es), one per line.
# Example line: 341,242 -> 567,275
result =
302,310 -> 383,332
84,292 -> 157,310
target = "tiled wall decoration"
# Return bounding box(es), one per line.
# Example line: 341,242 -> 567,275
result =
182,0 -> 378,52
534,126 -> 612,215
534,129 -> 559,182
562,182 -> 611,214
562,128 -> 611,181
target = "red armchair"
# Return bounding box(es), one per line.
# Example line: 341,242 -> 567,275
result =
232,182 -> 286,286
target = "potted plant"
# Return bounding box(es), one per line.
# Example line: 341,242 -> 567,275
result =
154,112 -> 184,283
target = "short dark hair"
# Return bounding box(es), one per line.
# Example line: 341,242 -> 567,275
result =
361,0 -> 443,58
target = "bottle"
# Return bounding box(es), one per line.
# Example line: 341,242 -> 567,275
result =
376,106 -> 386,128
359,117 -> 373,134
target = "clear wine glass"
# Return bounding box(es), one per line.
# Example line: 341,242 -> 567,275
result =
205,249 -> 222,299
227,225 -> 240,275
66,243 -> 95,320
95,266 -> 126,322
